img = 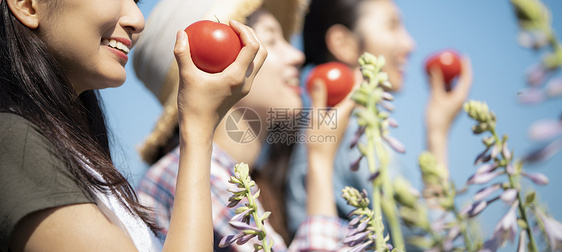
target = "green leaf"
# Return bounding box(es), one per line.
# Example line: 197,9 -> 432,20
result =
260,211 -> 271,222
524,191 -> 536,207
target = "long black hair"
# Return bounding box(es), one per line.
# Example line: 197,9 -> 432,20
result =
0,0 -> 156,231
303,0 -> 365,66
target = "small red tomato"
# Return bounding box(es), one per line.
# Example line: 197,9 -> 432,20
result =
424,49 -> 462,91
185,20 -> 242,73
306,62 -> 354,107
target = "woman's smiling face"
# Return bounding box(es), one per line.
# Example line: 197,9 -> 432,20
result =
35,0 -> 145,94
355,0 -> 415,91
238,10 -> 305,117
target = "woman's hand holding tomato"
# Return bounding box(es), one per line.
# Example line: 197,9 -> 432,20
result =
425,51 -> 472,133
424,52 -> 473,170
306,72 -> 356,162
425,50 -> 462,91
174,20 -> 267,131
185,20 -> 243,73
306,62 -> 355,107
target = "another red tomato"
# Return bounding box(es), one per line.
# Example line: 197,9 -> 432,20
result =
185,20 -> 242,73
306,62 -> 354,107
424,49 -> 462,91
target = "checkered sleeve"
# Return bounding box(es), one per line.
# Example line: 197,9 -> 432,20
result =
288,216 -> 350,252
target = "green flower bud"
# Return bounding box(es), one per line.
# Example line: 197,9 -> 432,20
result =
510,0 -> 550,23
393,177 -> 419,209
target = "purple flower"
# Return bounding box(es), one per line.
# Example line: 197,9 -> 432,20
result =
380,100 -> 395,112
517,230 -> 526,252
491,201 -> 519,248
343,217 -> 376,250
535,207 -> 562,250
528,118 -> 562,141
368,171 -> 380,181
236,233 -> 256,245
350,155 -> 364,171
502,142 -> 512,160
476,162 -> 499,175
231,208 -> 252,222
460,200 -> 488,218
382,135 -> 406,153
474,146 -> 492,165
386,117 -> 399,128
382,91 -> 394,101
506,163 -> 516,175
517,30 -> 549,49
467,170 -> 503,185
229,221 -> 262,232
342,230 -> 369,247
347,218 -> 370,236
227,198 -> 242,208
500,189 -> 518,205
546,77 -> 562,98
521,171 -> 549,185
350,126 -> 366,149
526,63 -> 548,87
473,183 -> 502,202
490,144 -> 500,160
347,240 -> 373,252
524,138 -> 562,163
219,232 -> 245,248
517,88 -> 545,104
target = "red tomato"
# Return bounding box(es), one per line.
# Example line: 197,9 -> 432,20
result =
424,49 -> 462,91
185,20 -> 242,73
306,62 -> 354,107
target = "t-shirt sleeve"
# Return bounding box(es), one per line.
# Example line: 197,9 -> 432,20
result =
0,114 -> 95,251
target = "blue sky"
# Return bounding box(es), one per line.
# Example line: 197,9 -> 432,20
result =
101,1 -> 562,250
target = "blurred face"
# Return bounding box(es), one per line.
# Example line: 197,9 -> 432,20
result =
238,10 -> 304,117
355,0 -> 415,91
36,0 -> 145,94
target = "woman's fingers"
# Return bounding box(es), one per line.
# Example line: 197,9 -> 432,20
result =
452,56 -> 473,101
428,65 -> 446,96
173,30 -> 196,75
226,20 -> 265,80
309,79 -> 328,109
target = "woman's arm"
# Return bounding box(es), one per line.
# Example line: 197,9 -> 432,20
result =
9,21 -> 266,252
163,20 -> 266,251
425,57 -> 473,179
305,79 -> 355,217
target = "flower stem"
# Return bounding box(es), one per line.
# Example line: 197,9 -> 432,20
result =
374,137 -> 405,249
509,174 -> 539,252
244,182 -> 271,252
366,125 -> 386,251
452,205 -> 474,252
490,127 -> 539,252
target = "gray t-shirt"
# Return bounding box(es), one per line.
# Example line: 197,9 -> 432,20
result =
0,113 -> 95,251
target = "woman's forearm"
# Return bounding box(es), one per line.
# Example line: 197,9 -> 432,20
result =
306,152 -> 337,217
426,127 -> 449,179
163,119 -> 214,252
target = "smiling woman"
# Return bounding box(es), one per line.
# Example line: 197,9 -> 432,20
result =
0,0 -> 266,250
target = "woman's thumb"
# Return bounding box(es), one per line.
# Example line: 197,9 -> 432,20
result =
309,79 -> 328,108
174,30 -> 193,68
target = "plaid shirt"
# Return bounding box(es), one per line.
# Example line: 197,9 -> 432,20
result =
137,145 -> 350,252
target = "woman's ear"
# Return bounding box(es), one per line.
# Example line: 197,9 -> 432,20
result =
325,24 -> 360,67
7,0 -> 39,29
